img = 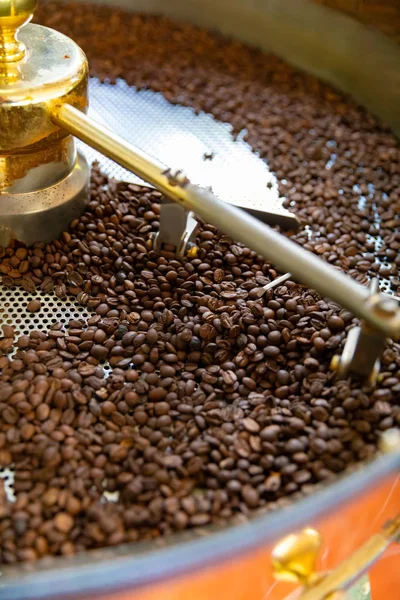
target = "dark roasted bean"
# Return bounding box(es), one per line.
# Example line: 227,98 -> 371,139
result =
26,300 -> 41,313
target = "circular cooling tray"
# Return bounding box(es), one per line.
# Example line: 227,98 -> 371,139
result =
0,76 -> 397,497
1,69 -> 400,600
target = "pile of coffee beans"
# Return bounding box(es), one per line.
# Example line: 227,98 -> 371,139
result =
0,1 -> 399,564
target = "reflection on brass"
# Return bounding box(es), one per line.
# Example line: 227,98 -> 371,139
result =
0,135 -> 75,193
275,515 -> 400,599
0,0 -> 37,64
0,24 -> 88,154
272,528 -> 322,586
186,245 -> 199,259
313,0 -> 400,42
0,0 -> 89,243
300,516 -> 400,599
380,428 -> 400,454
0,0 -> 88,189
0,152 -> 89,246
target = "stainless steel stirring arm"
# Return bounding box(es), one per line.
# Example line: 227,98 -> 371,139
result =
52,103 -> 400,379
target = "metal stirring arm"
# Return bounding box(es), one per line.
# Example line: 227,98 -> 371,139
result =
150,201 -> 199,259
330,279 -> 389,382
51,103 -> 400,354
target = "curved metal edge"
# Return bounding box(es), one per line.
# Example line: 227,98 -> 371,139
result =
73,0 -> 400,139
0,152 -> 89,246
1,450 -> 399,600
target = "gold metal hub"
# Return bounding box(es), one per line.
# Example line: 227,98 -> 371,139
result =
0,0 -> 90,245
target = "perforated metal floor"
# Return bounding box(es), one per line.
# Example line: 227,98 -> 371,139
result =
0,287 -> 90,338
1,77 -> 397,349
1,78 -> 397,349
0,284 -> 105,502
0,77 -> 397,503
81,77 -> 286,214
2,77 -> 291,359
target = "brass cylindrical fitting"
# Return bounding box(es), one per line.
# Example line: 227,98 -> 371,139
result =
0,0 -> 90,244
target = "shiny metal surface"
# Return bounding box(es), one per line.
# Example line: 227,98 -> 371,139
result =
0,282 -> 91,341
270,503 -> 400,599
0,151 -> 89,245
332,280 -> 387,381
55,99 -> 299,227
75,0 -> 400,138
0,24 -> 88,150
1,135 -> 76,193
298,513 -> 400,600
53,103 -> 400,339
272,528 -> 322,585
0,10 -> 89,230
0,0 -> 37,65
83,78 -> 292,218
151,202 -> 199,258
82,78 -> 394,306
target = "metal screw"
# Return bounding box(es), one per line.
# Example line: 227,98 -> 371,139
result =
330,355 -> 340,372
374,298 -> 398,317
163,168 -> 190,188
380,429 -> 400,454
185,243 -> 199,259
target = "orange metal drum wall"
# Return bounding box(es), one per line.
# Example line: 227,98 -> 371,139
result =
97,475 -> 400,600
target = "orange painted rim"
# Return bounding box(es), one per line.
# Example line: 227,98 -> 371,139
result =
102,474 -> 400,600
2,450 -> 399,599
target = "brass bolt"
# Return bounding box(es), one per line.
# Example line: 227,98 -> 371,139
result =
146,233 -> 156,250
380,429 -> 400,454
272,528 -> 322,586
330,355 -> 340,372
186,244 -> 199,259
367,295 -> 398,319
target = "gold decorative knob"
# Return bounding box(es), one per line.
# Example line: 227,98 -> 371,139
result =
272,517 -> 400,600
0,0 -> 38,63
272,528 -> 322,586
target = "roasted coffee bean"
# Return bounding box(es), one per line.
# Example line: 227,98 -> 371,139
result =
55,283 -> 67,298
21,276 -> 36,293
242,418 -> 260,433
54,513 -> 74,533
241,485 -> 260,508
26,299 -> 41,313
2,324 -> 15,338
91,345 -> 109,360
67,271 -> 83,286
